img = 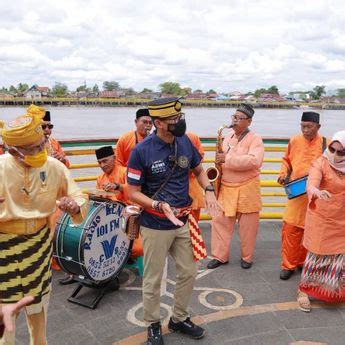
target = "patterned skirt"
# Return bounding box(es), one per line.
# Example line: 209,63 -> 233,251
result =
0,226 -> 53,314
299,251 -> 345,303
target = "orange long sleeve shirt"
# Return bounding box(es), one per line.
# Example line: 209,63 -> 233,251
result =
280,134 -> 329,228
96,165 -> 127,203
48,137 -> 70,168
303,156 -> 345,255
116,130 -> 145,168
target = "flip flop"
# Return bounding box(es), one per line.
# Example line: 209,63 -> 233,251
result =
297,290 -> 311,313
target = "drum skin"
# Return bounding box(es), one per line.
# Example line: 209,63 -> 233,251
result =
54,200 -> 132,283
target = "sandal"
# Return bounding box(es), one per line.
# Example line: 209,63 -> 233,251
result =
297,290 -> 311,312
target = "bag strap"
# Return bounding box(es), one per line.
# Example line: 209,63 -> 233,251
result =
152,140 -> 178,199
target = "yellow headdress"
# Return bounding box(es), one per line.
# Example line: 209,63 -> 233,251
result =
0,105 -> 45,146
148,97 -> 182,118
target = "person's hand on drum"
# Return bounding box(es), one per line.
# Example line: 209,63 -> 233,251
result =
160,202 -> 184,227
102,182 -> 119,193
57,197 -> 80,215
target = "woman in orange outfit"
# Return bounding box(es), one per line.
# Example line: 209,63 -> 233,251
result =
297,131 -> 345,312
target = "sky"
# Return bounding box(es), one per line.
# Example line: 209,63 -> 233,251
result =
0,0 -> 344,94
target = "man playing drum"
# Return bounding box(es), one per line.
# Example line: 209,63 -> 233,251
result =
127,97 -> 222,344
0,105 -> 88,345
95,146 -> 143,258
278,111 -> 329,280
116,108 -> 153,168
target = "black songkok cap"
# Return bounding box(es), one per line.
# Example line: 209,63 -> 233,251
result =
301,111 -> 320,124
43,111 -> 51,122
95,146 -> 114,160
136,108 -> 150,119
236,103 -> 255,118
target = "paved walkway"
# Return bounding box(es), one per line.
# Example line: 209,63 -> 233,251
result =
14,221 -> 345,345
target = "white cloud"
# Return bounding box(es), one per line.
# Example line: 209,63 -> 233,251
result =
0,0 -> 344,92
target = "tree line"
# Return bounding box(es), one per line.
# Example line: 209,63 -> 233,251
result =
1,81 -> 344,100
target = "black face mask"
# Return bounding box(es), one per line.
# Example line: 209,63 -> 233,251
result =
167,119 -> 186,137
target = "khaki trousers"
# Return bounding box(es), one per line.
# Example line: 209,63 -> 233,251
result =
211,212 -> 259,263
0,306 -> 47,345
281,221 -> 307,270
141,223 -> 197,325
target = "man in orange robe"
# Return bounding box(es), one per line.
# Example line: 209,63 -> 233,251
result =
116,108 -> 153,168
207,104 -> 264,270
95,146 -> 143,258
278,111 -> 328,280
187,132 -> 205,222
0,146 -> 3,154
42,111 -> 70,167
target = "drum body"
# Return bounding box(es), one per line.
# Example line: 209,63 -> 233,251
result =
55,200 -> 131,283
284,175 -> 308,200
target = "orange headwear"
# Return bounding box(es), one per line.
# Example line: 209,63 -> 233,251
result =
0,105 -> 45,146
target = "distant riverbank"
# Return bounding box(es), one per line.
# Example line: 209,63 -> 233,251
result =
1,97 -> 345,110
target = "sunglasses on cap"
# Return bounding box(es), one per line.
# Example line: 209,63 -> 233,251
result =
329,146 -> 345,156
41,124 -> 54,130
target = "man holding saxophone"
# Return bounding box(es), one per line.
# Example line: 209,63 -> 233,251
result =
207,103 -> 264,270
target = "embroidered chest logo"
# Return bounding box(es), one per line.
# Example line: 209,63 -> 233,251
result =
151,160 -> 166,174
178,156 -> 189,169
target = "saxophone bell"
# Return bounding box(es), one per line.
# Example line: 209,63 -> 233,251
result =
206,166 -> 219,183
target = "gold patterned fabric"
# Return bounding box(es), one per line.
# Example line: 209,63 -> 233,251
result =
0,155 -> 88,223
218,176 -> 262,217
0,105 -> 45,146
0,226 -> 52,314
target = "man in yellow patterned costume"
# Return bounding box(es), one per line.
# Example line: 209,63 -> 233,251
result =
0,105 -> 88,345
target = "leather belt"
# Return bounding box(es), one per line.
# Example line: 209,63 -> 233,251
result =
0,218 -> 47,235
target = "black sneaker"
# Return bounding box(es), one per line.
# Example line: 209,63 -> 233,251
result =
147,322 -> 164,345
168,317 -> 206,339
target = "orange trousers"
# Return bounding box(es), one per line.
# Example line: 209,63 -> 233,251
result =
281,222 -> 307,270
211,212 -> 259,263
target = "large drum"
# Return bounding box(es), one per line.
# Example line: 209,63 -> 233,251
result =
54,200 -> 131,283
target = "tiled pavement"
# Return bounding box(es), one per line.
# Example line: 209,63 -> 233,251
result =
14,221 -> 345,345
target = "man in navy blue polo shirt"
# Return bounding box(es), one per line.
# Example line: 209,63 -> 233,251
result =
127,97 -> 222,345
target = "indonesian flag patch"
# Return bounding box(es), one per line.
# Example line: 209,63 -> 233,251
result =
128,168 -> 142,180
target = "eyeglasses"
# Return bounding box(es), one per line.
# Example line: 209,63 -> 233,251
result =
329,146 -> 345,156
42,124 -> 54,130
141,120 -> 153,125
231,115 -> 249,121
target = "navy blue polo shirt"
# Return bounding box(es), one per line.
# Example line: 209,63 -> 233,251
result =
127,132 -> 202,230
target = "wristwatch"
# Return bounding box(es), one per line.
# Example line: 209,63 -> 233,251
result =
205,185 -> 215,192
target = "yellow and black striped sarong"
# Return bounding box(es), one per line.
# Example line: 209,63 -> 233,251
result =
0,226 -> 53,313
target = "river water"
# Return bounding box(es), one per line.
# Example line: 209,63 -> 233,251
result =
0,106 -> 343,139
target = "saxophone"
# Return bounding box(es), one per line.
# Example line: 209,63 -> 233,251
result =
206,124 -> 233,197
